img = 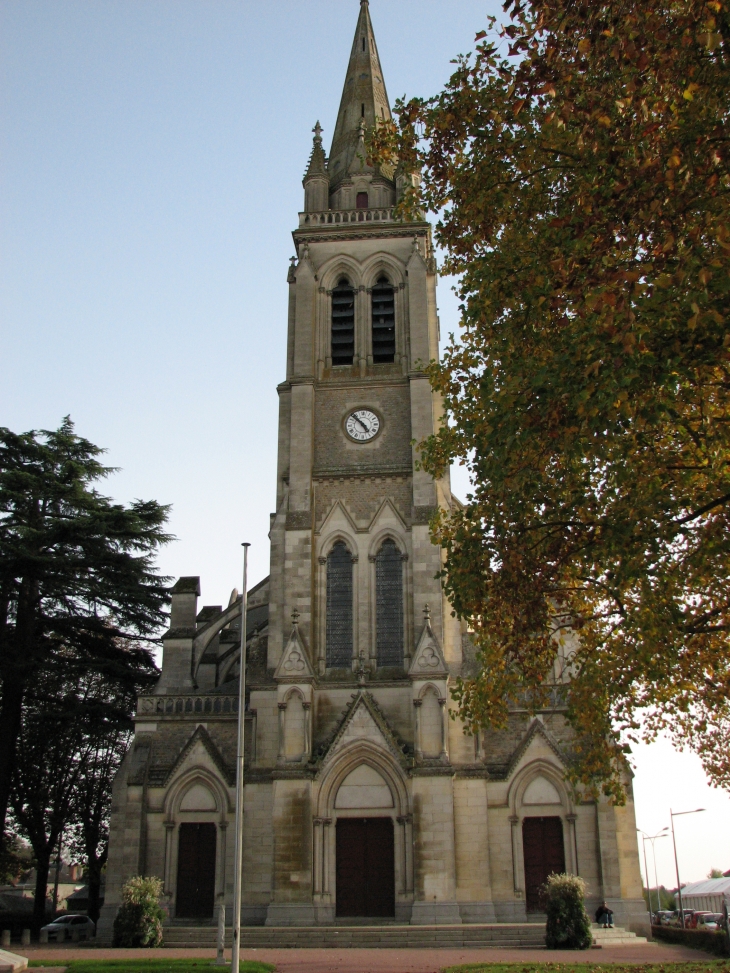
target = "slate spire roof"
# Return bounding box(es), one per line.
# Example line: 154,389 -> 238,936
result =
328,0 -> 392,188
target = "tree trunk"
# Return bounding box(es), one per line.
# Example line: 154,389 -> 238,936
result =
0,676 -> 24,846
33,849 -> 51,931
87,855 -> 104,925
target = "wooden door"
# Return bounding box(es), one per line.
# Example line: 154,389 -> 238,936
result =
176,822 -> 217,918
336,817 -> 395,917
522,816 -> 565,912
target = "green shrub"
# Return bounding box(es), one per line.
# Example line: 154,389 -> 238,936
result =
112,876 -> 165,948
652,924 -> 730,957
543,873 -> 593,950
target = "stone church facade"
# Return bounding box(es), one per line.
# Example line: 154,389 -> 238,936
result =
99,0 -> 647,937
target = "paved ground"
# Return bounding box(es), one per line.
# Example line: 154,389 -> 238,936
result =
21,940 -> 708,972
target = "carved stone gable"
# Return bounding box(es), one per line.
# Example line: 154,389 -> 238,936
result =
274,623 -> 315,683
317,692 -> 407,771
409,619 -> 448,679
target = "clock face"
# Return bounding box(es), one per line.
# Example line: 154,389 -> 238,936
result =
345,409 -> 380,442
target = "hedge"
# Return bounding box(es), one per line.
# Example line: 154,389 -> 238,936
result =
652,924 -> 730,957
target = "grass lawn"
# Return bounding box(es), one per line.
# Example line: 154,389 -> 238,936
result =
443,965 -> 730,973
27,961 -> 274,973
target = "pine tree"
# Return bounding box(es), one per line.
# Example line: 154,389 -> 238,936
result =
0,418 -> 170,847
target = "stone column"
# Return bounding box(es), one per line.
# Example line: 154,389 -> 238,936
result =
322,818 -> 332,894
303,701 -> 312,759
438,697 -> 449,760
397,814 -> 413,894
163,822 -> 176,895
317,557 -> 327,674
312,818 -> 323,894
566,813 -> 579,875
277,702 -> 287,761
509,815 -> 521,895
413,698 -> 423,760
217,821 -> 228,898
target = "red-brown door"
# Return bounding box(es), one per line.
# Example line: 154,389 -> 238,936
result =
176,823 -> 217,918
522,816 -> 565,912
336,817 -> 395,917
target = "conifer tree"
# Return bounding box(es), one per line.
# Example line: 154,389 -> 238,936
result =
0,419 -> 170,846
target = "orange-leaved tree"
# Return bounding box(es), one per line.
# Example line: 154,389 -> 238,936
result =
370,0 -> 730,798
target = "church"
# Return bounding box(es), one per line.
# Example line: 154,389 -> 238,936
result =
99,0 -> 647,939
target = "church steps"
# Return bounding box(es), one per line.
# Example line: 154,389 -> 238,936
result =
162,923 -> 547,949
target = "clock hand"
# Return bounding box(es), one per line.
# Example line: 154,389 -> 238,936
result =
354,416 -> 370,433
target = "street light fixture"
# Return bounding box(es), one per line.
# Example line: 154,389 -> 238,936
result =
231,543 -> 251,973
670,808 -> 705,928
636,828 -> 668,919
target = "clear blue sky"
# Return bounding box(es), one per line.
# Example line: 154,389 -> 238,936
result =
2,0 -> 728,883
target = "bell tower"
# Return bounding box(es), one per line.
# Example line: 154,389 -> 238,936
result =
267,0 -> 461,678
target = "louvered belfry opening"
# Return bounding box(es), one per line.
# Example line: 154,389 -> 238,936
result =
326,541 -> 353,667
376,539 -> 404,666
371,276 -> 396,363
331,278 -> 356,365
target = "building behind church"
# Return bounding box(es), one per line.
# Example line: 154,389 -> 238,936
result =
98,1 -> 647,939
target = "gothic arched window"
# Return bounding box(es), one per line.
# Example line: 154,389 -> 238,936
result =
376,539 -> 403,666
326,541 -> 353,667
371,276 -> 395,363
331,278 -> 355,365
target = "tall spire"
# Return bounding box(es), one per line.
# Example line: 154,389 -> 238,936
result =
328,1 -> 392,188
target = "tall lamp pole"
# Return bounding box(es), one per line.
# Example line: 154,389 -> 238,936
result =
670,808 -> 705,928
231,543 -> 250,973
637,831 -> 651,916
637,828 -> 668,919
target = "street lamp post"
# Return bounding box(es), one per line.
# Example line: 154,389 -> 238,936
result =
670,808 -> 705,928
637,828 -> 668,920
231,543 -> 251,973
638,831 -> 651,915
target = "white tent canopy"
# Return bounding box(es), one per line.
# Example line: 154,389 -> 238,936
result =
680,878 -> 730,913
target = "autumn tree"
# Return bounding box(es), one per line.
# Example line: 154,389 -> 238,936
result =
0,419 -> 168,847
370,0 -> 730,795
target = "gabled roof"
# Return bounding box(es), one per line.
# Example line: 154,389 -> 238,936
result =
274,621 -> 315,683
328,1 -> 392,188
682,878 -> 730,896
315,690 -> 410,770
506,717 -> 568,779
409,611 -> 448,679
162,724 -> 233,787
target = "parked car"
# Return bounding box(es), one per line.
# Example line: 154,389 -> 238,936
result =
689,911 -> 714,929
668,909 -> 695,927
696,914 -> 724,931
40,914 -> 95,941
654,910 -> 674,926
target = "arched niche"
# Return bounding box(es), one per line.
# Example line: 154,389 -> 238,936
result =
334,763 -> 394,809
179,781 -> 218,812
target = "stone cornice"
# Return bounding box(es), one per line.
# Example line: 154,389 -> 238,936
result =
292,221 -> 431,247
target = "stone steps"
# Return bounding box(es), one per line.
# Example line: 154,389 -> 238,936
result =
162,922 -> 547,949
591,923 -> 651,946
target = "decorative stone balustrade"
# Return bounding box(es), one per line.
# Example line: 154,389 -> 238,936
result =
136,694 -> 239,718
299,208 -> 395,228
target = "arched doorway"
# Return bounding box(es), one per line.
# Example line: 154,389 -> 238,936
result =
522,817 -> 566,912
335,764 -> 395,918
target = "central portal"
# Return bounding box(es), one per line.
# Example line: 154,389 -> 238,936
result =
335,817 -> 395,917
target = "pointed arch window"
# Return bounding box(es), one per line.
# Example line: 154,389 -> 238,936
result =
376,539 -> 404,666
331,278 -> 355,366
326,542 -> 353,667
372,276 -> 396,363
